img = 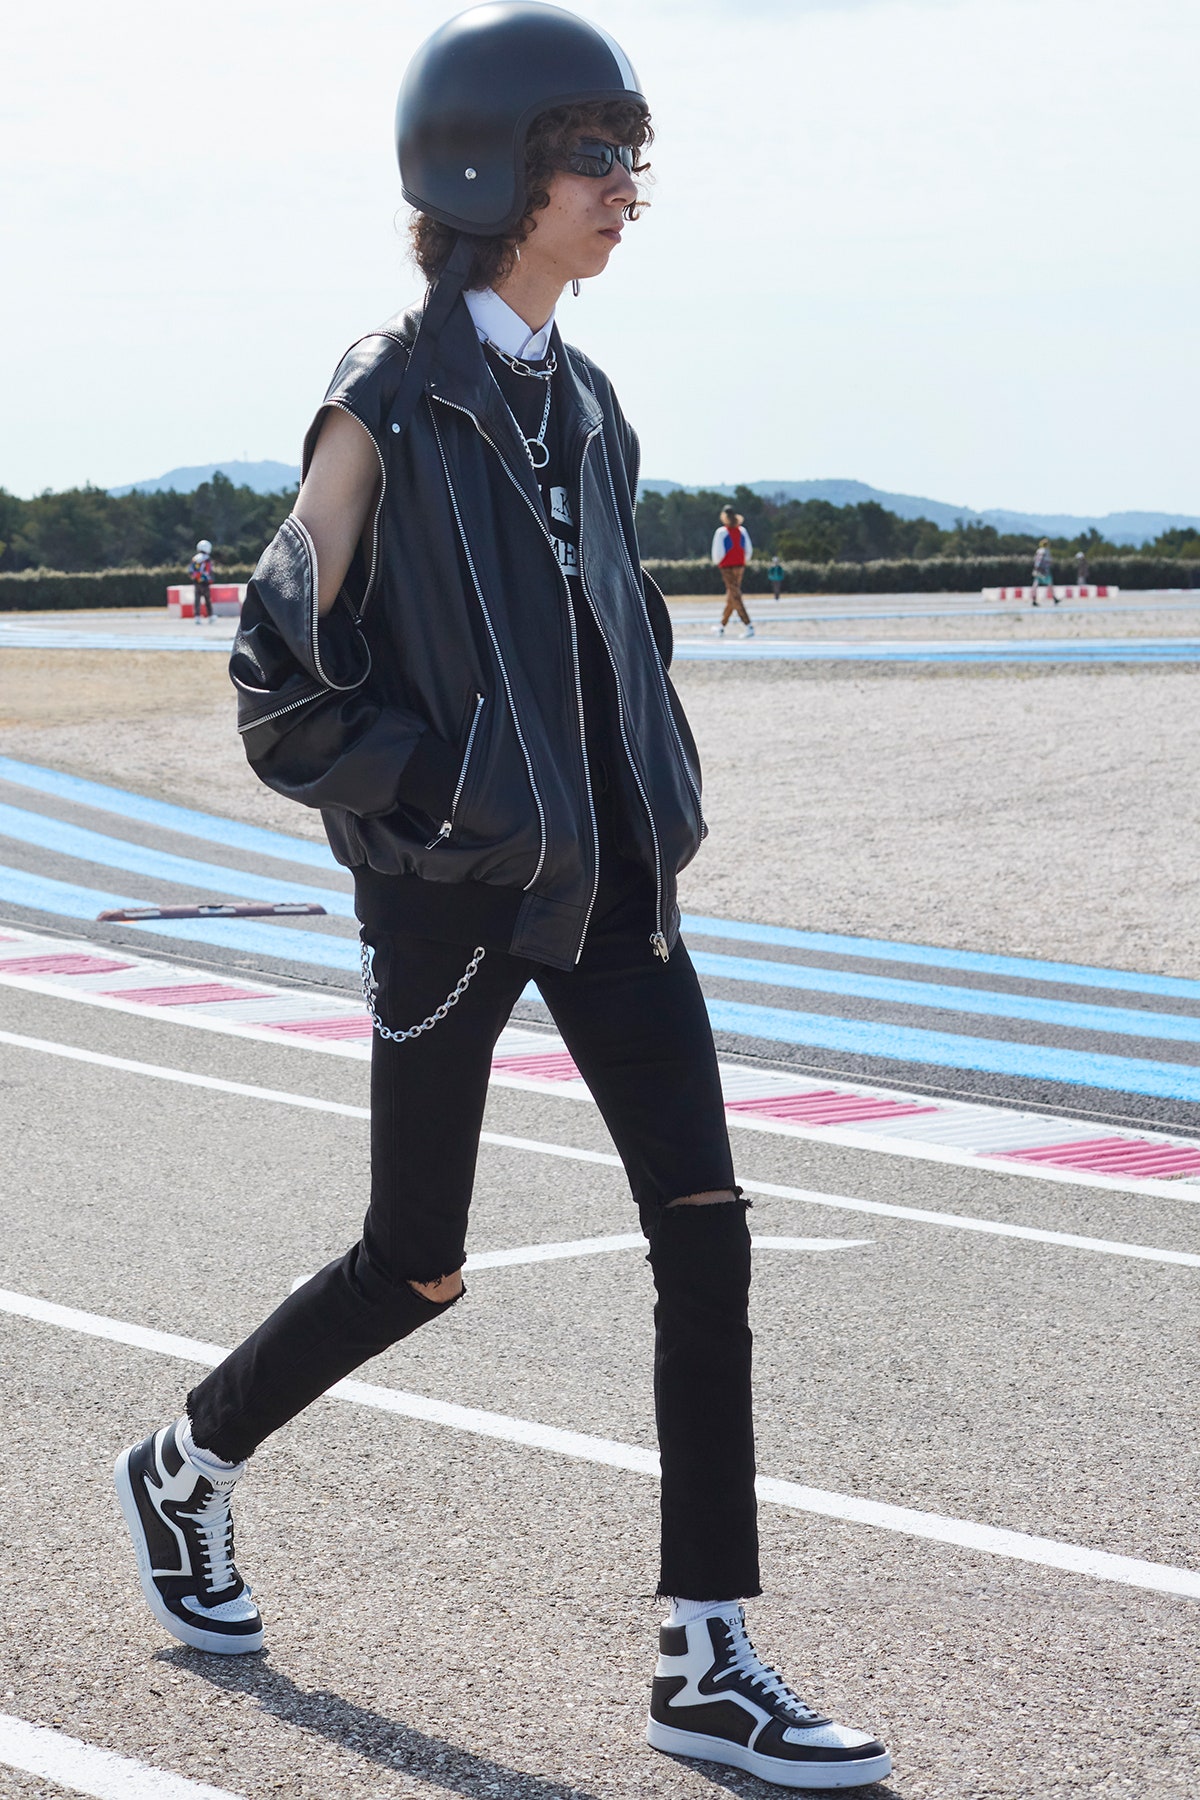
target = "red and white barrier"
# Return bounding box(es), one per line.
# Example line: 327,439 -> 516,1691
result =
982,585 -> 1119,602
166,583 -> 247,619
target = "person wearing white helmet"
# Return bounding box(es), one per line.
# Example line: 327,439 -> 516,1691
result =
188,538 -> 214,622
114,5 -> 890,1787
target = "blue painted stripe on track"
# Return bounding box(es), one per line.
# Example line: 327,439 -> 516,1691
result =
688,949 -> 1200,1046
681,914 -> 1200,1003
10,794 -> 1194,1042
6,754 -> 1200,1009
0,802 -> 354,916
672,639 -> 1200,664
10,796 -> 1196,1044
0,756 -> 339,871
0,628 -> 232,652
702,998 -> 1200,1104
0,864 -> 360,971
7,860 -> 1200,1098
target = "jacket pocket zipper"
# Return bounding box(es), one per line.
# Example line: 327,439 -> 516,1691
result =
235,679 -> 328,735
425,693 -> 485,847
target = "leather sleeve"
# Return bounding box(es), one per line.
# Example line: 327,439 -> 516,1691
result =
229,512 -> 457,820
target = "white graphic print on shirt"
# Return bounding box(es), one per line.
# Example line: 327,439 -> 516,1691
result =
544,483 -> 579,577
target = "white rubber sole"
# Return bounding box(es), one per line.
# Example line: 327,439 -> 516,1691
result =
647,1717 -> 892,1789
113,1447 -> 264,1656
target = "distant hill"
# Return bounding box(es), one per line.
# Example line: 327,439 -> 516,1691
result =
109,460 -> 300,497
108,463 -> 1198,546
638,478 -> 1200,548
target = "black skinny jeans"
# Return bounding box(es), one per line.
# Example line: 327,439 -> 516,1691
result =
187,875 -> 760,1600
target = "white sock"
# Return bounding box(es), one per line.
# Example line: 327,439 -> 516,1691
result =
666,1596 -> 742,1627
178,1416 -> 244,1482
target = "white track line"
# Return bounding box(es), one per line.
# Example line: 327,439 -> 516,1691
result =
288,1233 -> 871,1286
468,1232 -> 643,1269
464,1233 -> 871,1268
9,965 -> 1200,1205
1,1284 -> 1197,1603
3,1029 -> 1199,1269
478,1129 -> 1200,1269
0,1029 -> 369,1120
0,1711 -> 245,1800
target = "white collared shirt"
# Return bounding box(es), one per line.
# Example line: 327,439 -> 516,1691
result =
464,286 -> 555,361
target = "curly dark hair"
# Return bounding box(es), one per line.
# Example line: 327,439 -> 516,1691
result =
409,99 -> 653,291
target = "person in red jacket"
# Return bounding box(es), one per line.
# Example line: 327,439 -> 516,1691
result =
711,506 -> 754,637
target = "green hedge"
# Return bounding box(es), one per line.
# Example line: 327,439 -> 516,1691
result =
0,565 -> 257,612
643,556 -> 1200,595
3,555 -> 1198,613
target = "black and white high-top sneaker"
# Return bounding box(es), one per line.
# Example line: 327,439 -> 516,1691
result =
648,1607 -> 891,1789
114,1422 -> 263,1655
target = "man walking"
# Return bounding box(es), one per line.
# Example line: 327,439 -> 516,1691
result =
712,504 -> 754,636
114,5 -> 889,1787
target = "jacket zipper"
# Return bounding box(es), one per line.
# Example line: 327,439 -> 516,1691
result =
425,692 -> 485,847
432,393 -> 599,948
432,388 -> 668,964
428,404 -> 549,890
235,682 -> 327,735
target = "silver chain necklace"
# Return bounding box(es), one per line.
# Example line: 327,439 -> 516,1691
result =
486,342 -> 556,471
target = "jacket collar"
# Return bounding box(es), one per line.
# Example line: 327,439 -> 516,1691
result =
381,295 -> 604,484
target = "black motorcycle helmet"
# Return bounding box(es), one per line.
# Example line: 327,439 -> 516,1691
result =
396,1 -> 647,237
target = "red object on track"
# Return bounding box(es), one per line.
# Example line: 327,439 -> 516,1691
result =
95,902 -> 327,922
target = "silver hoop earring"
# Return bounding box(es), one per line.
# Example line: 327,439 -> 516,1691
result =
571,278 -> 580,297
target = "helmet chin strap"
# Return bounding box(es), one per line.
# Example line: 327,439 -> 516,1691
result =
385,232 -> 476,443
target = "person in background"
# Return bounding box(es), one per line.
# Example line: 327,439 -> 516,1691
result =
1074,548 -> 1090,587
189,539 -> 214,623
711,505 -> 754,637
1030,537 -> 1054,606
767,554 -> 785,602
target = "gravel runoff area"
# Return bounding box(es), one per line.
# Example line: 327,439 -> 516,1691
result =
1,614 -> 1198,977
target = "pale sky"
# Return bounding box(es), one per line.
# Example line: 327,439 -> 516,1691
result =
3,0 -> 1197,513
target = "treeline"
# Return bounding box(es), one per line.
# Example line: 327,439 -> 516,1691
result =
0,473 -> 299,573
636,484 -> 1200,563
6,554 -> 1200,614
3,473 -> 1200,574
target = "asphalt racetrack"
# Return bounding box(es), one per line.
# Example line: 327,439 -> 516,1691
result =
1,607 -> 1198,1799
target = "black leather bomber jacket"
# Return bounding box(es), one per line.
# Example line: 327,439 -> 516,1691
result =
229,296 -> 706,971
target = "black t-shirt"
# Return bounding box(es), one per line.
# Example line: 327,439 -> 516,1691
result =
354,342 -> 650,951
483,345 -> 646,894
485,351 -> 606,785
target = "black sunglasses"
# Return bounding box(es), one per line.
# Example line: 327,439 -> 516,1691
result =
558,139 -> 636,179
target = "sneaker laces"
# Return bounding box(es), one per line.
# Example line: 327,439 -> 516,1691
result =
181,1479 -> 241,1597
713,1612 -> 824,1726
